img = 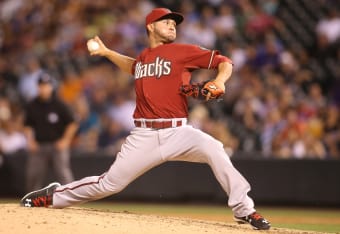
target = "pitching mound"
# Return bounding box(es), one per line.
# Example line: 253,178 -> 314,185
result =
0,204 -> 317,234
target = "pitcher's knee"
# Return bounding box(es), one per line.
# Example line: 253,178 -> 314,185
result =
199,138 -> 224,155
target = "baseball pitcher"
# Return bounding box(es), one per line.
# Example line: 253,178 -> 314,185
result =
21,8 -> 270,230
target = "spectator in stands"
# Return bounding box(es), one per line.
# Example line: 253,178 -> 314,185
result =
258,33 -> 282,71
224,42 -> 247,72
107,91 -> 136,132
303,116 -> 327,159
272,107 -> 306,158
0,97 -> 26,155
315,8 -> 340,61
0,58 -> 19,102
0,119 -> 26,156
260,0 -> 279,16
316,8 -> 340,45
213,4 -> 236,38
23,72 -> 78,192
301,132 -> 327,159
188,104 -> 209,130
72,95 -> 100,153
18,57 -> 43,103
205,120 -> 240,156
260,107 -> 284,156
299,82 -> 326,120
233,87 -> 263,126
58,69 -> 83,106
97,118 -> 129,154
322,105 -> 340,158
180,13 -> 216,49
240,0 -> 275,39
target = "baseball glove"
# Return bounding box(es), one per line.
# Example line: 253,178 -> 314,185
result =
180,80 -> 225,101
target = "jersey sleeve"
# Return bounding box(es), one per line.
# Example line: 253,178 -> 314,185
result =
182,45 -> 232,70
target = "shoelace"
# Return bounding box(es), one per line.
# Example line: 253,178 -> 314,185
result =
32,195 -> 50,207
249,212 -> 263,221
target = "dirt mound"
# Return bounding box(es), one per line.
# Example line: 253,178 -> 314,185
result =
0,204 -> 317,234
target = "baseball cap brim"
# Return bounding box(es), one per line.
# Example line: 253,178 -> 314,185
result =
157,13 -> 184,25
145,8 -> 184,26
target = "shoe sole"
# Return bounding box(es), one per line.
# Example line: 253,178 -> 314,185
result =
20,182 -> 61,207
233,217 -> 260,230
234,216 -> 271,230
233,217 -> 247,223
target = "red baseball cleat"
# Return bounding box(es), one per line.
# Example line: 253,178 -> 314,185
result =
20,182 -> 61,207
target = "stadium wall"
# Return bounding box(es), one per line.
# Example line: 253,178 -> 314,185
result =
1,152 -> 339,206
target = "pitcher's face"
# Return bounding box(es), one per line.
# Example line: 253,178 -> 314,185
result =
152,19 -> 177,43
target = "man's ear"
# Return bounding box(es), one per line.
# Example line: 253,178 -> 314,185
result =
146,23 -> 154,33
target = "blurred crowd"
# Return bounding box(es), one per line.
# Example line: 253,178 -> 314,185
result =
0,0 -> 339,159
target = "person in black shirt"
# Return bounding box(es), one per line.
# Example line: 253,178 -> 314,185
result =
24,72 -> 78,192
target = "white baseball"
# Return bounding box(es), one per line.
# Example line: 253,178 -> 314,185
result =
87,40 -> 100,52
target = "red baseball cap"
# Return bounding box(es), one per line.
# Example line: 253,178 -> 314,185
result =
145,8 -> 184,26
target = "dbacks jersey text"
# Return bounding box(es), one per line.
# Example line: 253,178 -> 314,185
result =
131,43 -> 232,119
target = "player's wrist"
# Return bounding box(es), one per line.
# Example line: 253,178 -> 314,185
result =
211,79 -> 225,91
98,48 -> 109,57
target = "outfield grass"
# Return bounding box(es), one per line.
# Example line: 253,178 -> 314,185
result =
80,201 -> 340,233
258,206 -> 340,233
2,199 -> 340,233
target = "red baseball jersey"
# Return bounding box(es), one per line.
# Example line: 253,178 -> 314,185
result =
131,43 -> 232,119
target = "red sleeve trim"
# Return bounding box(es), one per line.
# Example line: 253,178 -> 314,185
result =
207,51 -> 215,69
214,54 -> 233,66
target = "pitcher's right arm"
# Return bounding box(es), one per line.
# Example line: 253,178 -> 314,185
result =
87,36 -> 136,74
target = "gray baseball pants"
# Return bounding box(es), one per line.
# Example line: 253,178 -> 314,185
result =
53,125 -> 255,217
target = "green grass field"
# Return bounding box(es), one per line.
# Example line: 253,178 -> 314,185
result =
2,199 -> 340,233
80,201 -> 340,233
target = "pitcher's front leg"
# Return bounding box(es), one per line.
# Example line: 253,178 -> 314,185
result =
195,136 -> 255,217
164,126 -> 255,218
53,129 -> 163,208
